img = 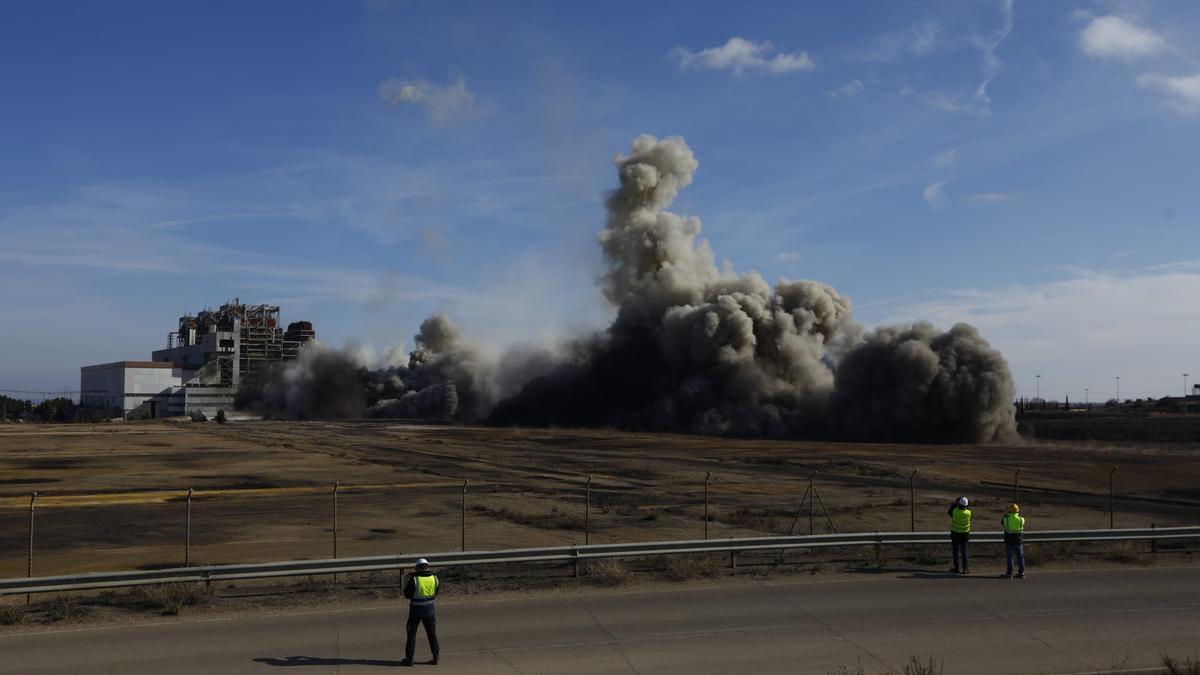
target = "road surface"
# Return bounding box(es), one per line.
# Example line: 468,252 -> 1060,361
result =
3,566 -> 1199,674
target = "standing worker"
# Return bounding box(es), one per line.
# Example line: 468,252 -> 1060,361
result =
401,558 -> 440,667
1001,504 -> 1026,579
947,496 -> 972,574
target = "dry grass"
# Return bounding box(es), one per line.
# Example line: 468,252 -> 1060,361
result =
902,655 -> 945,675
665,553 -> 725,581
45,595 -> 85,623
470,505 -> 585,531
0,604 -> 25,625
1104,542 -> 1150,565
1162,653 -> 1200,675
130,583 -> 208,615
584,558 -> 630,586
1028,542 -> 1073,564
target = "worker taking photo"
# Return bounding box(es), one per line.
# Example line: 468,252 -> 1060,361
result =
947,496 -> 972,574
1002,504 -> 1026,579
401,558 -> 440,667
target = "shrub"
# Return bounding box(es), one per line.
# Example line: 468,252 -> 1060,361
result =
131,583 -> 208,615
1161,652 -> 1200,675
903,655 -> 944,675
0,604 -> 25,625
585,558 -> 629,586
215,409 -> 227,424
45,596 -> 84,623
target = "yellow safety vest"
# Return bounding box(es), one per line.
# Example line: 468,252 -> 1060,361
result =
1002,513 -> 1025,534
412,574 -> 439,605
951,507 -> 972,533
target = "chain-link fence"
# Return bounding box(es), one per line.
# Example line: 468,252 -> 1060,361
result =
1,466 -> 1195,580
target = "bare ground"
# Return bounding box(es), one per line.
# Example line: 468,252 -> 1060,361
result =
1,421 -> 1198,580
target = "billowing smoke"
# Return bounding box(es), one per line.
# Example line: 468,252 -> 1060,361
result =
242,134 -> 1016,443
367,314 -> 498,422
236,347 -> 369,419
490,134 -> 1015,443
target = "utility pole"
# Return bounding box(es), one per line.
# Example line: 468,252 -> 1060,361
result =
1185,373 -> 1190,415
1116,376 -> 1120,403
1036,374 -> 1041,403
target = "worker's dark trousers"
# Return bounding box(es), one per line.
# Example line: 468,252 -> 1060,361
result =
1005,535 -> 1025,575
404,603 -> 439,662
950,532 -> 969,572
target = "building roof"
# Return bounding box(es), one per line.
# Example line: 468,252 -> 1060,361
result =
80,361 -> 179,371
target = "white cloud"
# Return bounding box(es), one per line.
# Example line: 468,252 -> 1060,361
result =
828,79 -> 864,99
378,74 -> 473,121
1137,72 -> 1200,113
671,37 -> 815,75
966,192 -> 1012,205
922,181 -> 949,209
1079,16 -> 1166,60
858,19 -> 942,63
882,268 -> 1200,400
931,149 -> 957,169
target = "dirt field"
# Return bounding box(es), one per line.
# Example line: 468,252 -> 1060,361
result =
1,420 -> 1198,580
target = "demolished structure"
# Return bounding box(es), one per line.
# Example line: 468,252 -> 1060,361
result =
80,300 -> 316,419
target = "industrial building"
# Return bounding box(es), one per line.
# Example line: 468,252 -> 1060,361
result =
80,300 -> 315,419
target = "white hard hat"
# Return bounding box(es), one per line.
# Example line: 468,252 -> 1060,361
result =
957,496 -> 969,507
415,558 -> 429,568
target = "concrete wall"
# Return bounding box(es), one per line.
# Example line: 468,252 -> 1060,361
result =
80,362 -> 191,417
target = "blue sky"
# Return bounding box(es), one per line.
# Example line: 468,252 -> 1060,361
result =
1,0 -> 1198,403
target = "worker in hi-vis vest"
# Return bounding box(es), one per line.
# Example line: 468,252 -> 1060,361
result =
401,558 -> 440,666
947,496 -> 972,574
1001,504 -> 1026,579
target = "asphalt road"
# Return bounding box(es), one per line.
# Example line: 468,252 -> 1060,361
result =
3,566 -> 1199,674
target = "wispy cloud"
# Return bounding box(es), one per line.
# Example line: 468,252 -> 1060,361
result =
898,0 -> 1015,118
671,37 -> 815,75
970,0 -> 1015,113
965,192 -> 1013,205
827,79 -> 864,99
922,181 -> 950,209
1079,16 -> 1167,60
378,74 -> 474,121
1137,72 -> 1200,114
931,148 -> 957,170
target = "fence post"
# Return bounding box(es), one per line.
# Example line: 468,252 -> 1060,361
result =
809,473 -> 815,536
461,479 -> 469,552
585,476 -> 592,546
704,472 -> 711,540
27,492 -> 36,606
185,488 -> 193,567
1109,466 -> 1118,529
1014,467 -> 1021,503
909,469 -> 917,532
333,482 -> 340,560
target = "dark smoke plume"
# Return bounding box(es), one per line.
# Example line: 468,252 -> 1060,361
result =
243,134 -> 1016,443
490,134 -> 1015,442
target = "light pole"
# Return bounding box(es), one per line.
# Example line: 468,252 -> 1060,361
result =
1084,388 -> 1089,407
1115,376 -> 1120,404
1185,373 -> 1190,415
1036,375 -> 1041,404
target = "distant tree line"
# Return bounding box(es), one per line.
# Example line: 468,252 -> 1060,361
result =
0,396 -> 118,423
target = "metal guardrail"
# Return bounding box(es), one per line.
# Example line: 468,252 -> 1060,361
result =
3,526 -> 1198,596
